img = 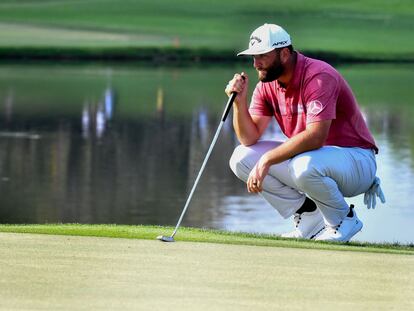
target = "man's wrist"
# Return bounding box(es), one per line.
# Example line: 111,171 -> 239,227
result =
234,99 -> 247,108
261,153 -> 273,167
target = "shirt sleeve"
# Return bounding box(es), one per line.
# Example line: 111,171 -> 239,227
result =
303,73 -> 339,124
248,84 -> 273,117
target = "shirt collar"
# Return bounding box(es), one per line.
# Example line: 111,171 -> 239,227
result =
289,51 -> 305,91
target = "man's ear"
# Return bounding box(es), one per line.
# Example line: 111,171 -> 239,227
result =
280,47 -> 291,63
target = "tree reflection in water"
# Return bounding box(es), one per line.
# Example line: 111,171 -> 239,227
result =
0,64 -> 413,244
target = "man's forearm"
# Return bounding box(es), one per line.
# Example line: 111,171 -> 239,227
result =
233,101 -> 260,146
261,126 -> 327,166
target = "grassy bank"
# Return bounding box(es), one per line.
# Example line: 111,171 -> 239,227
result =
0,224 -> 412,255
0,0 -> 413,62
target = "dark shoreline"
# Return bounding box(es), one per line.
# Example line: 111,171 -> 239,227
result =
1,47 -> 413,65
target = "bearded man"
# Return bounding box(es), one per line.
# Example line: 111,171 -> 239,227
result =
226,24 -> 385,241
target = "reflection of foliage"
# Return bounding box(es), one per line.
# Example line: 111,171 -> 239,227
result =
0,118 -> 195,225
363,108 -> 413,165
340,64 -> 414,162
340,64 -> 414,107
0,65 -> 235,118
0,63 -> 413,225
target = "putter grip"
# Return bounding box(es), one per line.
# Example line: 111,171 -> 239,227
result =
221,75 -> 245,122
221,92 -> 237,122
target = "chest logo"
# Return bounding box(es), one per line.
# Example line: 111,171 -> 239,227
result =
308,100 -> 323,115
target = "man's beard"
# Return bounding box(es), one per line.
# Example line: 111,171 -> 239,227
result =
257,54 -> 284,82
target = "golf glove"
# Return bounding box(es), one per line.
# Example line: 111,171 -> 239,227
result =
363,177 -> 386,209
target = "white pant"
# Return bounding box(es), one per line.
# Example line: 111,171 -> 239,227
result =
229,141 -> 377,226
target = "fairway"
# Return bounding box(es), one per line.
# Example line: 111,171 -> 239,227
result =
1,233 -> 412,310
0,0 -> 413,60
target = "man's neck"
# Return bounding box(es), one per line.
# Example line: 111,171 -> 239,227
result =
277,52 -> 297,88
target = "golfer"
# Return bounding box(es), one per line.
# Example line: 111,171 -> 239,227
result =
226,23 -> 385,242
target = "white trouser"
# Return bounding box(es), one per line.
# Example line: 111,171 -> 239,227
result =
229,141 -> 377,226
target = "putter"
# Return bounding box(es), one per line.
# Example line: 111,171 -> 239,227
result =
157,87 -> 240,242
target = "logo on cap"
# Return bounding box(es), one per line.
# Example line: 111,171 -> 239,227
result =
272,40 -> 288,47
250,36 -> 262,46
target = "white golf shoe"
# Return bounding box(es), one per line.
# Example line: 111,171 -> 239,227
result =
315,206 -> 363,242
281,209 -> 325,239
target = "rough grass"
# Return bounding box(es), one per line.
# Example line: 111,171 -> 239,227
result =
0,224 -> 412,255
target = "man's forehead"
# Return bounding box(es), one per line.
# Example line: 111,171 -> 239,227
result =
253,49 -> 277,57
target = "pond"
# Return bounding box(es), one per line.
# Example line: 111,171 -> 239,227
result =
0,63 -> 413,244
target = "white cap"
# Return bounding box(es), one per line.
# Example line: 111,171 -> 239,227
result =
237,24 -> 291,56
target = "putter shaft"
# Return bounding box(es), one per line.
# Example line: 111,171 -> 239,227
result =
158,91 -> 238,242
170,119 -> 226,238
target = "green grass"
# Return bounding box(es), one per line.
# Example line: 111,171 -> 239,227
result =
0,0 -> 413,60
1,228 -> 413,310
1,232 -> 412,311
0,224 -> 412,255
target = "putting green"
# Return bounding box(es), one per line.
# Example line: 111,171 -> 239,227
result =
1,233 -> 412,310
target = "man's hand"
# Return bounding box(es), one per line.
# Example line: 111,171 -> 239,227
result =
247,155 -> 270,193
225,73 -> 249,106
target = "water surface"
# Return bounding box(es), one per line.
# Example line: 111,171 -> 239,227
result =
0,63 -> 413,244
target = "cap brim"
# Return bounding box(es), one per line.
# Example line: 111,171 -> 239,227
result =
237,46 -> 276,56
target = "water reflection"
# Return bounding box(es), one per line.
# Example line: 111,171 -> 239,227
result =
82,87 -> 115,139
0,64 -> 413,244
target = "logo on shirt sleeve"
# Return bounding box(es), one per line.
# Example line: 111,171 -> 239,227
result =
308,100 -> 323,115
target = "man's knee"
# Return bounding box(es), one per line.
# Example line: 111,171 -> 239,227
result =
229,145 -> 252,181
288,154 -> 321,190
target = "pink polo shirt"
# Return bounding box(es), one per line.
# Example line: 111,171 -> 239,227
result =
249,52 -> 378,153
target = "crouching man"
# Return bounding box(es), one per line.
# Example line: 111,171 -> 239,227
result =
226,24 -> 384,241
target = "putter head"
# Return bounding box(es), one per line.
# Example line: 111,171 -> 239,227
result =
156,235 -> 175,242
